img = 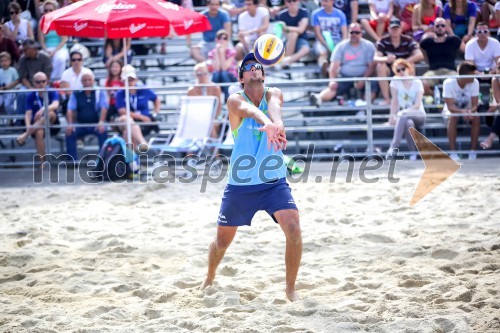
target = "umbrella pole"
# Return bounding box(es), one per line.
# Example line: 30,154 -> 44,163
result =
123,37 -> 132,146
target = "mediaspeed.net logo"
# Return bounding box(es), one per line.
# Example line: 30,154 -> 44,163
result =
32,129 -> 460,206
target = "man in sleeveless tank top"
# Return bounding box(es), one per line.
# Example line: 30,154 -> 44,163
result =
201,53 -> 302,302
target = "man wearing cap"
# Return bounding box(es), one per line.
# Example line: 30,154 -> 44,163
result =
200,53 -> 302,302
16,39 -> 52,116
65,72 -> 108,161
374,18 -> 423,105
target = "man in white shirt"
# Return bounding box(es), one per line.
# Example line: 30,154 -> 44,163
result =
464,22 -> 500,75
235,0 -> 270,61
60,50 -> 93,94
442,61 -> 480,161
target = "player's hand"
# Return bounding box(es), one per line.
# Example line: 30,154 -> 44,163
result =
259,123 -> 281,151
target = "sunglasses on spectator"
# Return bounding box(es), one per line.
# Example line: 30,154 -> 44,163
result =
44,8 -> 54,13
196,71 -> 208,75
396,67 -> 406,73
71,58 -> 82,62
35,80 -> 47,84
435,24 -> 446,28
240,63 -> 263,72
217,35 -> 228,40
349,31 -> 361,35
476,29 -> 489,34
10,12 -> 18,15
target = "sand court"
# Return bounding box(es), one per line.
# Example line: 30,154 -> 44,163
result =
0,160 -> 499,332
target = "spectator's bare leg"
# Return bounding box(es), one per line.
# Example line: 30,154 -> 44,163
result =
190,46 -> 205,63
201,225 -> 238,290
470,116 -> 480,150
361,19 -> 378,41
235,43 -> 246,62
284,32 -> 298,61
284,45 -> 310,67
117,115 -> 147,150
422,80 -> 433,96
34,129 -> 46,162
319,85 -> 337,102
376,21 -> 385,40
274,209 -> 302,302
447,117 -> 458,151
376,63 -> 391,104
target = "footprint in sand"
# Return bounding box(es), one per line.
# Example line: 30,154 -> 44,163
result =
220,265 -> 238,277
0,273 -> 26,284
359,233 -> 395,243
431,249 -> 459,260
83,306 -> 117,318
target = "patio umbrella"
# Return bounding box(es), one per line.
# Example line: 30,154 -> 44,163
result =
40,0 -> 212,144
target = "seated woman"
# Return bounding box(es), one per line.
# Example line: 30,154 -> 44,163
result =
207,29 -> 237,102
4,2 -> 34,45
387,59 -> 426,160
16,72 -> 59,163
38,1 -> 69,81
443,0 -> 477,43
411,0 -> 443,41
104,60 -> 125,122
103,38 -> 132,68
115,66 -> 160,150
187,62 -> 222,138
361,0 -> 394,41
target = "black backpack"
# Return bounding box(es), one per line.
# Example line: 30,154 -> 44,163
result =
92,136 -> 134,181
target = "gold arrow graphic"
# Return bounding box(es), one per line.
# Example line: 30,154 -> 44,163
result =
409,128 -> 461,207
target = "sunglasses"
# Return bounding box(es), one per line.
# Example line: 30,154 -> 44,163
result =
349,31 -> 361,35
35,80 -> 47,84
10,12 -> 18,15
396,67 -> 406,73
44,8 -> 54,13
71,58 -> 82,62
217,35 -> 228,40
196,71 -> 208,75
240,62 -> 263,72
435,24 -> 446,28
476,29 -> 489,34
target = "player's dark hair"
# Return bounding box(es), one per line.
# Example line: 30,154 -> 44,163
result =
457,61 -> 477,75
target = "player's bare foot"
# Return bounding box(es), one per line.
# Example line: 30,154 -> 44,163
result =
200,276 -> 214,291
286,289 -> 299,302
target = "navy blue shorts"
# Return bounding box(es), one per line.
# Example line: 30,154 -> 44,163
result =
217,178 -> 298,226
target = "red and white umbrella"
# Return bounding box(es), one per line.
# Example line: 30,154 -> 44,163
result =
40,0 -> 212,144
41,0 -> 211,38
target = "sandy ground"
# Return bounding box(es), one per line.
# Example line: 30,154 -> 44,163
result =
0,160 -> 499,333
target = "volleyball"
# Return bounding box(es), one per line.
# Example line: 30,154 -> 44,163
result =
253,34 -> 285,66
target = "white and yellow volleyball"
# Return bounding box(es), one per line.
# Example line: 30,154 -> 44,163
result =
253,34 -> 285,66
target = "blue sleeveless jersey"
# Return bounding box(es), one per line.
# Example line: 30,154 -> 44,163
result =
228,88 -> 287,185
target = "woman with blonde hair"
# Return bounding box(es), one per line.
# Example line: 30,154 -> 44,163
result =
387,59 -> 426,160
411,0 -> 442,41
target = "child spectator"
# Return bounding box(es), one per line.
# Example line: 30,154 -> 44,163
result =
105,60 -> 125,122
0,52 -> 19,115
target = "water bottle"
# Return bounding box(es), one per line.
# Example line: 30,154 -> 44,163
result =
434,85 -> 441,105
322,31 -> 335,52
275,22 -> 284,39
